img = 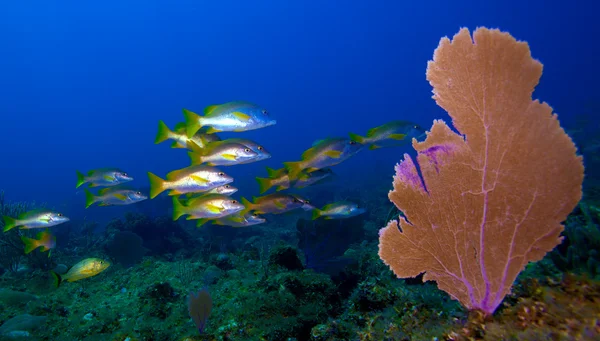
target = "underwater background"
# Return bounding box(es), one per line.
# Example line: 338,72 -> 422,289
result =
0,0 -> 599,340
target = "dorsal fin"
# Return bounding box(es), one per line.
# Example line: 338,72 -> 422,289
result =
203,104 -> 219,115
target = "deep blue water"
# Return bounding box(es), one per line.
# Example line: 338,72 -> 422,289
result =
0,0 -> 597,225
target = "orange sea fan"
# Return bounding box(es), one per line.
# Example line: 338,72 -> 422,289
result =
378,27 -> 584,316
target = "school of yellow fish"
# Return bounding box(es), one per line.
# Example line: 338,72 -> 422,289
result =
0,100 -> 423,285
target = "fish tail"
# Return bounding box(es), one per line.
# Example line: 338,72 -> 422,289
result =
147,172 -> 167,199
188,152 -> 204,165
183,109 -> 203,138
311,209 -> 323,220
84,189 -> 96,209
255,177 -> 272,194
196,218 -> 210,228
240,197 -> 253,214
2,216 -> 17,232
155,120 -> 173,144
348,132 -> 366,144
283,161 -> 303,180
21,235 -> 39,254
75,170 -> 86,188
50,270 -> 62,288
172,197 -> 186,221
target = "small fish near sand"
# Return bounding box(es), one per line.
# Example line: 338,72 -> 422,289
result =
183,101 -> 276,137
2,209 -> 70,232
51,258 -> 111,288
75,168 -> 133,188
21,230 -> 56,255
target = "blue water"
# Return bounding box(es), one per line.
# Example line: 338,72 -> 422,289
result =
0,0 -> 597,223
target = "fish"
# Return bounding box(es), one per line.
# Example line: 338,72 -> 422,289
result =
206,184 -> 238,196
21,230 -> 56,255
312,201 -> 366,220
195,212 -> 266,228
183,101 -> 276,137
51,258 -> 111,287
188,288 -> 212,334
147,165 -> 233,199
348,121 -> 426,150
75,168 -> 133,188
154,120 -> 221,149
2,209 -> 70,232
283,138 -> 364,179
172,194 -> 245,221
240,193 -> 311,215
84,188 -> 148,208
255,167 -> 333,194
224,138 -> 271,163
187,140 -> 260,166
294,168 -> 334,189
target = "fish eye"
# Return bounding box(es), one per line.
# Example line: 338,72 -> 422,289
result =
57,213 -> 63,217
261,109 -> 268,115
136,191 -> 141,195
218,172 -> 225,176
349,141 -> 356,145
230,200 -> 238,204
121,172 -> 128,176
414,125 -> 419,129
257,146 -> 263,151
304,200 -> 310,204
225,185 -> 230,188
244,148 -> 251,152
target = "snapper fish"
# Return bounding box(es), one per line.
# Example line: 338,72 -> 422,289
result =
195,212 -> 266,228
283,137 -> 364,179
172,194 -> 245,221
84,188 -> 147,208
3,209 -> 69,232
240,193 -> 312,215
205,184 -> 238,195
349,120 -> 426,149
154,120 -> 221,149
183,101 -> 276,137
312,201 -> 366,220
187,140 -> 259,166
75,168 -> 133,188
255,167 -> 333,194
147,165 -> 233,199
51,258 -> 111,287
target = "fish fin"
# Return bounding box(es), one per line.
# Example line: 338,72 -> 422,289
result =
311,209 -> 322,220
205,127 -> 221,134
255,177 -> 272,194
196,218 -> 210,227
190,175 -> 209,184
98,187 -> 111,195
147,172 -> 167,199
274,200 -> 286,209
222,154 -> 237,161
206,204 -> 222,214
174,122 -> 187,130
283,161 -> 303,180
2,216 -> 17,232
84,189 -> 96,209
98,203 -> 111,206
102,175 -> 114,181
348,132 -> 365,144
155,120 -> 173,144
366,127 -> 379,137
75,170 -> 86,188
265,167 -> 284,177
170,141 -> 185,149
203,104 -> 219,115
240,197 -> 253,214
21,235 -> 39,254
324,150 -> 342,159
172,197 -> 186,221
88,183 -> 99,188
183,108 -> 202,138
186,140 -> 205,154
275,185 -> 289,191
324,216 -> 333,220
188,152 -> 204,165
112,193 -> 127,201
232,111 -> 250,121
388,133 -> 407,140
51,271 -> 62,288
369,144 -> 381,150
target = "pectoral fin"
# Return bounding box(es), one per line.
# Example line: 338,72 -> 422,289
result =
232,111 -> 250,121
113,193 -> 127,201
324,150 -> 342,158
190,175 -> 209,183
388,133 -> 406,140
